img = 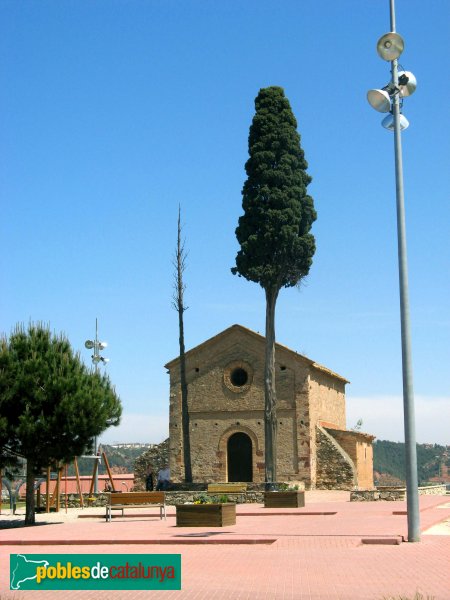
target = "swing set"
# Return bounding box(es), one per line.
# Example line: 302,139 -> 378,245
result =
36,449 -> 117,512
0,449 -> 117,515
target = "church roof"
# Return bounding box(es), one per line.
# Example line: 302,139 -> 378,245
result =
165,324 -> 349,383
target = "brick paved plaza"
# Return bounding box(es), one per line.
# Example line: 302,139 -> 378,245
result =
1,491 -> 449,599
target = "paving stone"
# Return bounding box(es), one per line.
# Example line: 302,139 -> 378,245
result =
1,491 -> 449,599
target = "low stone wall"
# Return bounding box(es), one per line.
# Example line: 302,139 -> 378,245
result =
165,482 -> 300,504
36,482 -> 304,508
417,484 -> 447,496
36,493 -> 110,509
350,484 -> 447,502
350,487 -> 406,502
36,491 -> 264,507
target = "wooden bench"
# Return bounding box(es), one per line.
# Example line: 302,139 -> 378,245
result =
105,492 -> 166,522
207,483 -> 248,494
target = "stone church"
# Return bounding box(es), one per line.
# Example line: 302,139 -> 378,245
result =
166,324 -> 374,490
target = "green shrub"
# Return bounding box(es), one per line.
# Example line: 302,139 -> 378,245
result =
194,493 -> 211,504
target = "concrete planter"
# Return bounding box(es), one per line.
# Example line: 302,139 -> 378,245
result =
176,503 -> 236,527
264,491 -> 305,508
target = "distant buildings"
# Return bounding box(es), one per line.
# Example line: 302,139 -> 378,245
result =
108,443 -> 155,449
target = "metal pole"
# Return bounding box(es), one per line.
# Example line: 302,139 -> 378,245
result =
389,0 -> 396,32
389,0 -> 420,542
85,318 -> 107,495
93,318 -> 99,494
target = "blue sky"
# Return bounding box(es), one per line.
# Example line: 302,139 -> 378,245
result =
1,0 -> 449,446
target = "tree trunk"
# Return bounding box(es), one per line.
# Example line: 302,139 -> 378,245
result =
179,310 -> 192,482
264,287 -> 279,487
25,460 -> 36,525
174,206 -> 192,483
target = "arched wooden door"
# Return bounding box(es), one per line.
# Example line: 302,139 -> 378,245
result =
227,432 -> 253,482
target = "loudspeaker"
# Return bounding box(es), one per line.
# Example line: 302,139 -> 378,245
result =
377,32 -> 404,61
398,71 -> 417,97
367,89 -> 391,112
381,113 -> 410,131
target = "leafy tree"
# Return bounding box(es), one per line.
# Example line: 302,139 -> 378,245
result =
172,206 -> 192,482
232,87 -> 316,484
0,323 -> 121,524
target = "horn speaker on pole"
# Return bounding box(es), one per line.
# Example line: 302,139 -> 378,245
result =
367,89 -> 392,112
376,32 -> 404,61
398,71 -> 417,97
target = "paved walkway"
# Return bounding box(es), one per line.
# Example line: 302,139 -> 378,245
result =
1,491 -> 449,599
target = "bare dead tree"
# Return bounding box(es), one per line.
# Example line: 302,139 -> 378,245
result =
172,206 -> 192,482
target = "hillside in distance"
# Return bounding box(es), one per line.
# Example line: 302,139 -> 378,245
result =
69,441 -> 450,486
373,440 -> 449,485
67,444 -> 153,477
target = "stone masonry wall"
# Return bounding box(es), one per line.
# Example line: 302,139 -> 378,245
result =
324,428 -> 375,489
168,328 -> 269,483
308,370 -> 346,430
417,484 -> 447,495
350,484 -> 447,501
308,371 -> 346,487
167,325 -> 353,489
293,369 -> 312,487
168,327 -> 314,484
316,426 -> 356,490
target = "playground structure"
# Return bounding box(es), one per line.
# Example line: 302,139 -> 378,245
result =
1,449 -> 119,514
38,450 -> 119,512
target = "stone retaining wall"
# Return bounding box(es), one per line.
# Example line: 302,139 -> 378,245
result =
37,482 -> 307,508
417,484 -> 447,495
350,488 -> 406,501
36,491 -> 265,507
350,484 -> 447,502
36,493 -> 110,509
316,426 -> 356,489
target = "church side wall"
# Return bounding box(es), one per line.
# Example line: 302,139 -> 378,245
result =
357,442 -> 374,489
308,370 -> 346,487
292,366 -> 312,488
169,385 -> 184,482
324,428 -> 375,490
316,426 -> 356,489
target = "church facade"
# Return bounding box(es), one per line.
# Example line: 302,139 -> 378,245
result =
165,324 -> 374,489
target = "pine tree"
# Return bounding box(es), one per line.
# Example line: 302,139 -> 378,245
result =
0,323 -> 121,524
232,86 -> 316,484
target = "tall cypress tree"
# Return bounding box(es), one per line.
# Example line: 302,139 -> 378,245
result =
232,86 -> 316,485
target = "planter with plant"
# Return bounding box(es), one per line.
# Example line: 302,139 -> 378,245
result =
175,493 -> 236,527
264,484 -> 305,508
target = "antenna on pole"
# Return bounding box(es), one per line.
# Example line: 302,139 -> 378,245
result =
84,319 -> 109,493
